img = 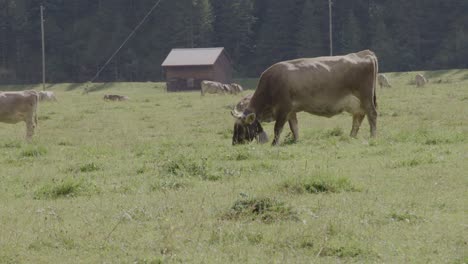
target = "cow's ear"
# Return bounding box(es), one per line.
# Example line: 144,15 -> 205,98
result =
244,113 -> 256,124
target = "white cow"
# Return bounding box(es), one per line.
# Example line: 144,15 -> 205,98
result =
229,83 -> 244,94
415,74 -> 428,87
201,80 -> 225,96
0,90 -> 39,139
38,91 -> 57,101
377,74 -> 392,88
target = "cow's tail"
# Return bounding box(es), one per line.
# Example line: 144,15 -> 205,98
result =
369,53 -> 378,109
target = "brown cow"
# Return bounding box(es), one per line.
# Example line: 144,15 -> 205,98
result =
232,94 -> 268,143
0,90 -> 39,140
103,94 -> 129,101
231,50 -> 378,145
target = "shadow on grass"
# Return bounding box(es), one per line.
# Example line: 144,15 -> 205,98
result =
390,71 -> 407,77
86,83 -> 120,93
64,82 -> 117,92
462,72 -> 468,80
424,69 -> 466,80
64,83 -> 84,91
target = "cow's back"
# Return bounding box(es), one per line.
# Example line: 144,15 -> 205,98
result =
201,80 -> 224,95
248,51 -> 377,120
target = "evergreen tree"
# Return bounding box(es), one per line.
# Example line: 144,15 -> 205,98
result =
253,0 -> 303,73
296,0 -> 328,58
0,0 -> 467,83
339,10 -> 362,54
212,0 -> 255,75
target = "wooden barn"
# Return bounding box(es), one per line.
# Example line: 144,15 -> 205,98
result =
161,47 -> 232,92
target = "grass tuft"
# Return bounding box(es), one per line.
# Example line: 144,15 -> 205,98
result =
280,173 -> 358,194
160,156 -> 216,180
20,146 -> 47,157
34,178 -> 98,199
222,197 -> 298,223
79,162 -> 100,172
318,245 -> 365,258
392,156 -> 435,168
149,177 -> 191,191
325,127 -> 344,137
390,211 -> 422,223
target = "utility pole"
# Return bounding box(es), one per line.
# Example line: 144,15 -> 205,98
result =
329,0 -> 333,56
40,4 -> 45,91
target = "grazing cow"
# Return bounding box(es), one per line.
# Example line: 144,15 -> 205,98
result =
229,83 -> 244,94
103,94 -> 129,101
222,84 -> 232,94
0,90 -> 39,140
415,74 -> 427,87
201,80 -> 225,96
38,91 -> 57,101
231,50 -> 378,146
378,74 -> 392,88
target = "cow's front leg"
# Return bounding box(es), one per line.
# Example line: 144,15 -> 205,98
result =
272,114 -> 288,146
25,119 -> 35,141
288,112 -> 299,142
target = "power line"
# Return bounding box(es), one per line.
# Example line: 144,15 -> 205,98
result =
88,0 -> 164,84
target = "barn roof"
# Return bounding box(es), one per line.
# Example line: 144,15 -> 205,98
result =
161,47 -> 228,67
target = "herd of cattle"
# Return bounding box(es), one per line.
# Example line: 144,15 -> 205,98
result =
0,50 -> 432,144
201,80 -> 244,96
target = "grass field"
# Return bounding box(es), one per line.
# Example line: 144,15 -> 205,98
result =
0,70 -> 467,263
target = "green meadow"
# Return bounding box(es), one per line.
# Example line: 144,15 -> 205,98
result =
0,70 -> 467,263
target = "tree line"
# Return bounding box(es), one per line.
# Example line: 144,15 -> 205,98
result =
0,0 -> 466,84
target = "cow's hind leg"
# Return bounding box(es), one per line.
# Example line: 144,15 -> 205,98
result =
350,113 -> 365,138
364,103 -> 377,138
288,112 -> 299,142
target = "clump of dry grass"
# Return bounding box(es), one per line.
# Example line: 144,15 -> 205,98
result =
222,197 -> 298,223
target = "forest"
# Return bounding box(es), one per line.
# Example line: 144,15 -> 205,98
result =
0,0 -> 467,83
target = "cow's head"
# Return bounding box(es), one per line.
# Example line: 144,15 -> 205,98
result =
231,109 -> 268,145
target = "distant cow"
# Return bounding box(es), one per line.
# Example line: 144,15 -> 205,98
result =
0,90 -> 39,140
377,74 -> 391,88
222,84 -> 232,94
103,94 -> 129,101
231,50 -> 378,145
229,83 -> 244,94
201,80 -> 225,96
415,74 -> 427,87
38,91 -> 57,101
